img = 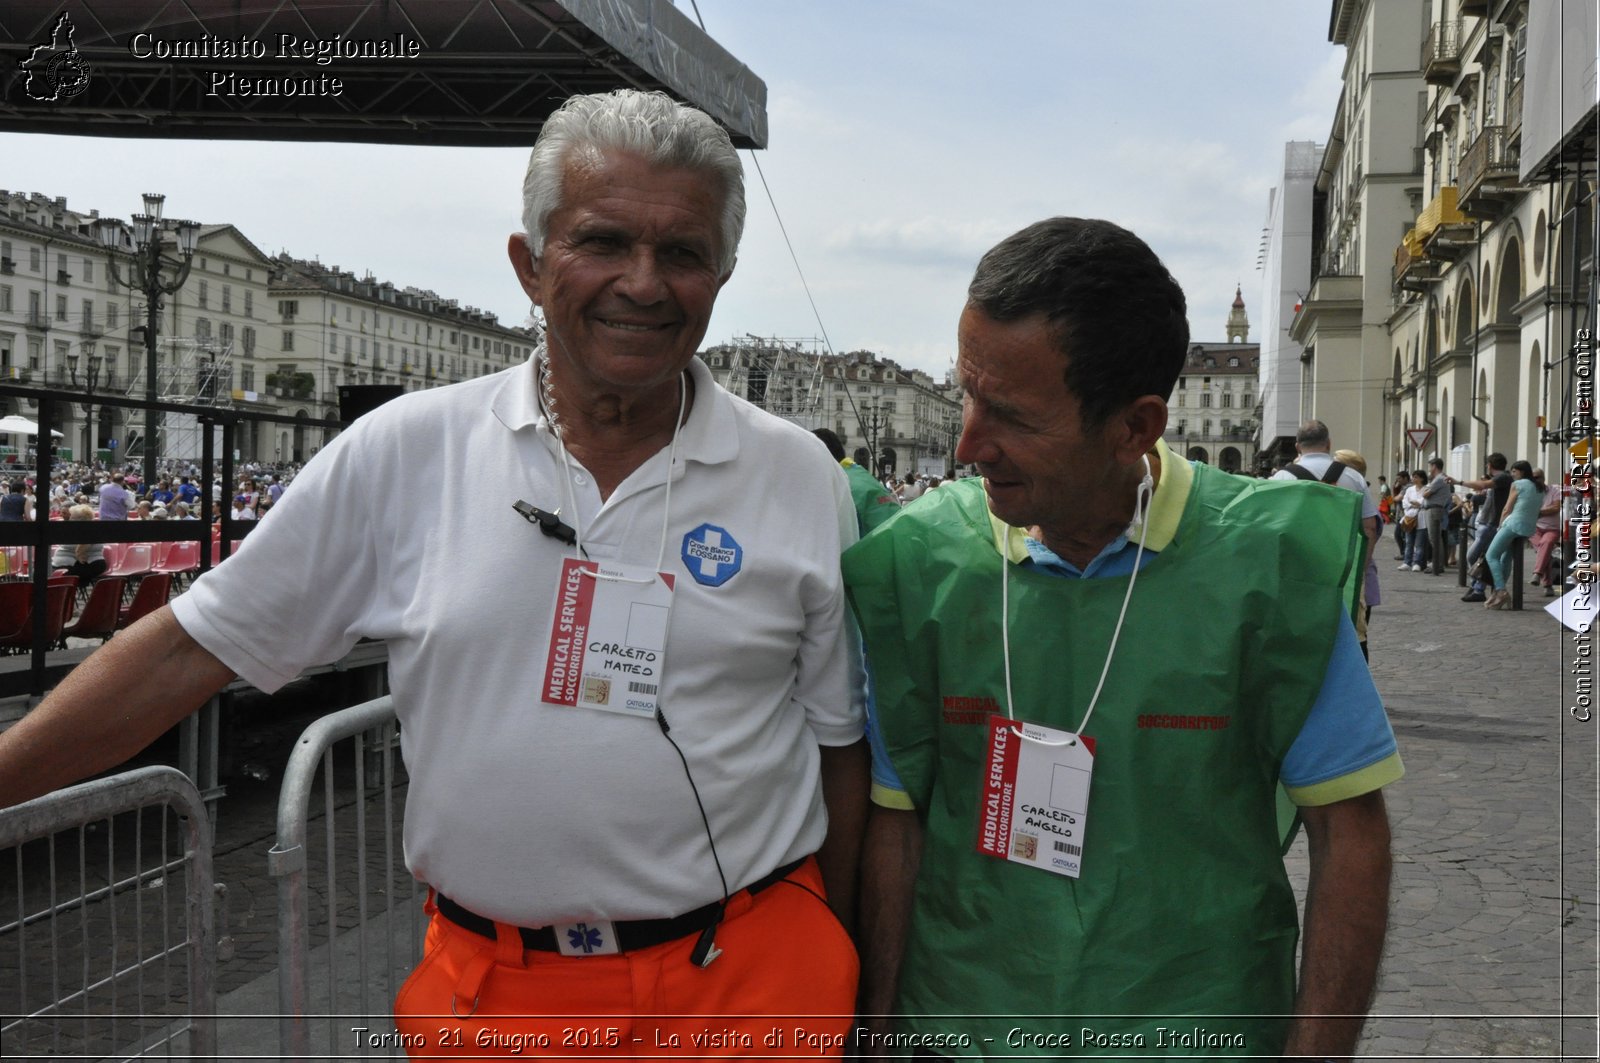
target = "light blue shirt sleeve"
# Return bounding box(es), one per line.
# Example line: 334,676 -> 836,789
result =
1280,609 -> 1397,787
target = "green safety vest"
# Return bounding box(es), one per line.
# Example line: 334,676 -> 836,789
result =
843,467 -> 1361,1059
845,461 -> 900,534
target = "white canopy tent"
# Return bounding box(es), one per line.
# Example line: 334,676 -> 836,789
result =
0,416 -> 63,438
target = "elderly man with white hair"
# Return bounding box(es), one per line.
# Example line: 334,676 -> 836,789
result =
0,90 -> 867,1057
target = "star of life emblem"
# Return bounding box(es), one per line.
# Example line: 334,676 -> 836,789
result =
555,919 -> 619,956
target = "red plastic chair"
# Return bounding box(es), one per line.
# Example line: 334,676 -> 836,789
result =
47,572 -> 78,627
118,572 -> 172,630
61,576 -> 127,645
0,583 -> 74,652
153,540 -> 201,579
0,582 -> 31,642
105,543 -> 153,579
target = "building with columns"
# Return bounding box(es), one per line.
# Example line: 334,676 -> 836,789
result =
0,188 -> 537,465
1289,0 -> 1429,471
1383,0 -> 1592,480
267,256 -> 536,461
1283,0 -> 1594,479
700,336 -> 962,479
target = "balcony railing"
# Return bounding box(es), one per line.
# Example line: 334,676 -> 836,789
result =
1313,246 -> 1361,280
1394,234 -> 1440,290
25,312 -> 49,331
1459,125 -> 1520,211
1422,20 -> 1463,84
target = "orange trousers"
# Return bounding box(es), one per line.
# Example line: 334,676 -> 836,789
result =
392,857 -> 858,1059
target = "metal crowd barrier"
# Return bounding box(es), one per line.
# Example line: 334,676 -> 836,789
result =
0,765 -> 217,1059
269,694 -> 422,1061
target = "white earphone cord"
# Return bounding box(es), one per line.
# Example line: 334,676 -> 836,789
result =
1002,456 -> 1154,743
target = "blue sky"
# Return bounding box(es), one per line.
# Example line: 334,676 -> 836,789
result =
1,1 -> 1345,379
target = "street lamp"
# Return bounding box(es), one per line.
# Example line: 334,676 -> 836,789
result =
863,400 -> 886,476
95,193 -> 200,488
66,352 -> 102,465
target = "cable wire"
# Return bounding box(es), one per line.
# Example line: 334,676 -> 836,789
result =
683,4 -> 894,470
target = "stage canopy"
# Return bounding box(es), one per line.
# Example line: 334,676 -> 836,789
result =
0,0 -> 767,148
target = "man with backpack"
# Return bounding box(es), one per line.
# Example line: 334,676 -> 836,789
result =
1272,420 -> 1380,653
1272,420 -> 1378,558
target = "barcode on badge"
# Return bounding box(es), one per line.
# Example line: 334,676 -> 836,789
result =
628,681 -> 658,695
1052,840 -> 1082,856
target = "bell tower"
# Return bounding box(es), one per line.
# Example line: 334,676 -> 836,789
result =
1225,285 -> 1249,343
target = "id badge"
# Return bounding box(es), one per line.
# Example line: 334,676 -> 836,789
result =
541,558 -> 675,718
975,715 -> 1095,878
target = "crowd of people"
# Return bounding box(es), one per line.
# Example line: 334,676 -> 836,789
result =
1375,451 -> 1567,608
0,460 -> 301,586
0,460 -> 300,525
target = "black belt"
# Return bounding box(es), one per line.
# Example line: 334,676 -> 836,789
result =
434,856 -> 807,953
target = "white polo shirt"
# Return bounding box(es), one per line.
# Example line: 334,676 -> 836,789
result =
172,354 -> 866,925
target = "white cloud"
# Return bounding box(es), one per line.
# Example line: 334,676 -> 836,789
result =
823,216 -> 1014,272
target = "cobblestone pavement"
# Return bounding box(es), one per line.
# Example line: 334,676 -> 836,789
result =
1323,555 -> 1598,1061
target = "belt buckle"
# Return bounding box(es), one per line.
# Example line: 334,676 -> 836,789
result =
554,919 -> 620,957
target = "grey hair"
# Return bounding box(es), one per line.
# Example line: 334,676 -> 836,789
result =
1295,419 -> 1331,449
520,89 -> 745,275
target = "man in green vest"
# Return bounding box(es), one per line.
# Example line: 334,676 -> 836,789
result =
846,218 -> 1402,1061
813,428 -> 900,535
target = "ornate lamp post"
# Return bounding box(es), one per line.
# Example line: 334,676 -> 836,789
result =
95,194 -> 200,489
863,400 -> 886,476
66,351 -> 102,465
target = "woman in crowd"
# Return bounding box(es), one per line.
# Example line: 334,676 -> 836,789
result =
1484,460 -> 1545,609
1400,470 -> 1428,571
0,481 -> 27,522
49,504 -> 105,585
1391,469 -> 1410,558
1530,469 -> 1565,596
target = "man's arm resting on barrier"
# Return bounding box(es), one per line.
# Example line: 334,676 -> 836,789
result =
1282,789 -> 1393,1060
816,738 -> 869,934
0,606 -> 235,809
857,805 -> 923,1051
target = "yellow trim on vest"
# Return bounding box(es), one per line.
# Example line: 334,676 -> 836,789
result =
986,437 -> 1194,561
870,782 -> 916,810
1285,751 -> 1405,807
1141,437 -> 1190,551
